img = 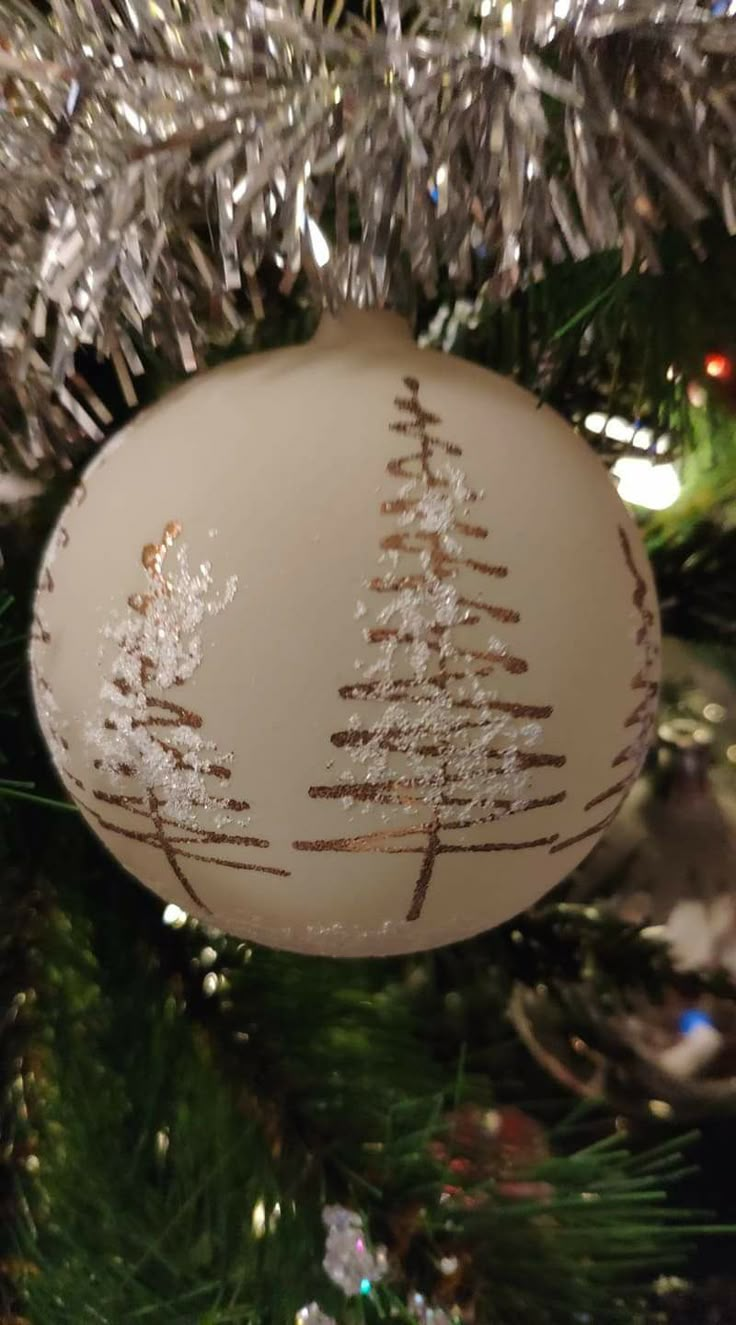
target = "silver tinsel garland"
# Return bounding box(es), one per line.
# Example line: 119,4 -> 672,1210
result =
296,1206 -> 457,1324
0,0 -> 735,469
321,1204 -> 387,1296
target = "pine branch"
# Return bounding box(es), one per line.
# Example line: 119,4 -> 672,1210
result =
2,871 -> 716,1325
504,902 -> 736,1008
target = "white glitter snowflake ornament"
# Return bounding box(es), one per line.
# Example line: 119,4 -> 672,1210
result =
322,1205 -> 387,1297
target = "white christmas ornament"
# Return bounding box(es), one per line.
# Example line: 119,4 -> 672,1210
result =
30,310 -> 660,956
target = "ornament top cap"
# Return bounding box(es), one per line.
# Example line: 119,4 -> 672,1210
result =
314,306 -> 414,350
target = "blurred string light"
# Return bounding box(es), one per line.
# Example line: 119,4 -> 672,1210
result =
584,412 -> 682,509
663,1009 -> 724,1079
252,1199 -> 267,1238
703,703 -> 726,724
155,1128 -> 170,1159
612,457 -> 681,511
704,351 -> 733,380
583,408 -> 684,506
584,411 -> 671,453
648,1099 -> 674,1120
162,902 -> 187,927
583,413 -> 671,455
687,381 -> 707,408
679,1009 -> 716,1035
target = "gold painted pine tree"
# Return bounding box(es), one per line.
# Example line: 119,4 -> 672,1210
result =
295,377 -> 567,922
84,522 -> 288,912
550,524 -> 658,857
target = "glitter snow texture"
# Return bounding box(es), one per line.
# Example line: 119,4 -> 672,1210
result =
87,521 -> 239,829
78,522 -> 289,915
294,377 -> 566,923
346,462 -> 540,823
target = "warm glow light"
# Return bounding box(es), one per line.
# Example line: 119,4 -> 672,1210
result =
162,902 -> 187,928
703,702 -> 726,723
688,380 -> 707,408
604,415 -> 636,444
648,1099 -> 673,1120
252,1199 -> 267,1238
583,413 -> 669,455
583,411 -> 607,435
705,352 -> 732,380
632,427 -> 654,451
612,457 -> 681,510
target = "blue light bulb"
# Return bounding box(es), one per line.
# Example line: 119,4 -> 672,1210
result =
360,1278 -> 371,1296
678,1008 -> 715,1035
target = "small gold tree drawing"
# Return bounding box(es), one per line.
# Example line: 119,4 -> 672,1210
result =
83,521 -> 289,912
294,376 -> 567,922
550,524 -> 659,857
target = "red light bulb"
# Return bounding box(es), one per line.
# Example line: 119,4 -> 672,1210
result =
704,352 -> 733,380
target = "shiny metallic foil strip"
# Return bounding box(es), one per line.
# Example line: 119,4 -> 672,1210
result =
0,0 -> 735,470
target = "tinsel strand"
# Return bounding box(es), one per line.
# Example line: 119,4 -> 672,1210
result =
0,0 -> 735,468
